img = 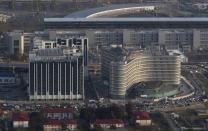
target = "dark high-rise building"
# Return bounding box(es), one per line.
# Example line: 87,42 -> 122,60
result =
29,37 -> 88,100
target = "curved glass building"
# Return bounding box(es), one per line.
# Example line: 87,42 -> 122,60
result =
101,45 -> 181,99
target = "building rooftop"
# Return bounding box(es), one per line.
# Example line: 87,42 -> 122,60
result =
43,108 -> 75,113
103,45 -> 169,63
12,112 -> 29,121
135,111 -> 150,120
29,47 -> 82,62
110,46 -> 129,61
0,72 -> 15,77
44,120 -> 77,125
91,119 -> 124,125
44,17 -> 208,29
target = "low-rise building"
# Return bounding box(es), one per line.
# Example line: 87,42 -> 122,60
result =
43,120 -> 77,131
12,112 -> 29,128
0,14 -> 11,23
42,108 -> 75,120
6,30 -> 35,56
0,72 -> 15,85
90,119 -> 124,128
43,108 -> 77,131
135,111 -> 152,126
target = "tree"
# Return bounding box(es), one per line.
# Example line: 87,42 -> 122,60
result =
29,112 -> 44,131
80,107 -> 94,121
110,104 -> 125,119
126,102 -> 134,117
110,125 -> 117,129
92,125 -> 104,131
125,102 -> 135,125
61,123 -> 68,131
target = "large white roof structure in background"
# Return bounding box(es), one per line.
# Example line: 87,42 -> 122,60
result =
44,3 -> 208,29
66,4 -> 158,18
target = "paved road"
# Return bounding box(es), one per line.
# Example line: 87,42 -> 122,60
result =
0,63 -> 28,68
162,112 -> 180,131
160,103 -> 206,112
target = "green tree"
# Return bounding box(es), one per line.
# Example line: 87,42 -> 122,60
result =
126,102 -> 134,117
92,125 -> 104,131
61,123 -> 68,131
29,112 -> 44,131
110,125 -> 117,129
110,104 -> 125,119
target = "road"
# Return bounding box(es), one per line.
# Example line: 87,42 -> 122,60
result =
0,62 -> 28,68
162,112 -> 180,131
159,102 -> 206,112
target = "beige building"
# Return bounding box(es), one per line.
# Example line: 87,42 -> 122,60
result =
101,45 -> 181,99
6,28 -> 208,58
43,120 -> 77,131
135,111 -> 152,126
158,29 -> 193,52
123,29 -> 158,47
193,29 -> 208,50
12,112 -> 29,128
7,30 -> 34,55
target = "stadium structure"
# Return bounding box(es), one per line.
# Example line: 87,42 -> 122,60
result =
44,4 -> 208,29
